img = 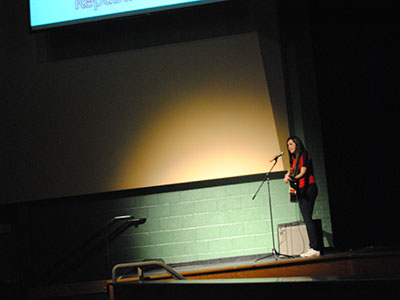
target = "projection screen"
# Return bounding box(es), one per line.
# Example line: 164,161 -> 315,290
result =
4,32 -> 289,203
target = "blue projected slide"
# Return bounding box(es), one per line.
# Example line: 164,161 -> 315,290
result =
29,0 -> 228,29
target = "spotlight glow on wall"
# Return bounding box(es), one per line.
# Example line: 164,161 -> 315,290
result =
112,33 -> 288,191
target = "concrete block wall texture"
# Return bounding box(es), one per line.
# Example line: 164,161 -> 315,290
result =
23,175 -> 331,283
101,177 -> 332,266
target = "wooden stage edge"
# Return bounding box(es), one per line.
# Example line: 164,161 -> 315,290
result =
29,246 -> 400,300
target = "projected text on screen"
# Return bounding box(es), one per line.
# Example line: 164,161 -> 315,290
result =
29,0 -> 228,29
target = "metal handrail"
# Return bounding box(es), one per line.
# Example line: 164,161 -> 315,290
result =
111,261 -> 186,283
105,215 -> 147,274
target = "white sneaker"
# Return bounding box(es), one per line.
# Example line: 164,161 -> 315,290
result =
300,248 -> 320,258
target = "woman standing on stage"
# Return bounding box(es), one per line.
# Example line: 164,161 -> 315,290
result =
284,136 -> 320,257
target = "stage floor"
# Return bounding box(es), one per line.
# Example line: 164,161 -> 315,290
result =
109,247 -> 400,300
114,246 -> 400,282
29,246 -> 400,300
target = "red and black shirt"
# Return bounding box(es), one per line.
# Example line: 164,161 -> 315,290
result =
291,152 -> 315,189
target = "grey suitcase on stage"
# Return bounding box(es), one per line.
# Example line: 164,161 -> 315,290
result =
278,220 -> 323,256
278,220 -> 309,256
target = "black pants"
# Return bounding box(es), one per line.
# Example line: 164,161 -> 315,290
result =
298,184 -> 319,251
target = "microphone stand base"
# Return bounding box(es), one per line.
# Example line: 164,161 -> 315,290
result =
255,249 -> 295,262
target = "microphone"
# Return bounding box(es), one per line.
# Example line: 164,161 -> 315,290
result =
269,152 -> 284,162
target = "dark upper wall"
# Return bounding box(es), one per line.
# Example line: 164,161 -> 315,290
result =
2,0 -> 284,204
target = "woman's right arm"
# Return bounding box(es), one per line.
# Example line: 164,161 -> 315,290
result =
284,171 -> 290,183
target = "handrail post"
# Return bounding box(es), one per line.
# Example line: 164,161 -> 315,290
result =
112,261 -> 186,283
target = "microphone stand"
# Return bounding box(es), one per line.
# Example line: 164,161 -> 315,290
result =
252,157 -> 292,262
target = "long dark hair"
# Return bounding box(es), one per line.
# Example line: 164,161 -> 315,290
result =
286,136 -> 307,165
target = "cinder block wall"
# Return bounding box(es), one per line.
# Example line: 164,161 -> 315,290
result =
92,176 -> 331,265
21,174 -> 331,283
